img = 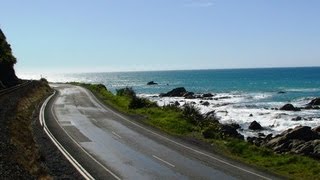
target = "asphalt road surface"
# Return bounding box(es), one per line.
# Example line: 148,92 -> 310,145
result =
45,84 -> 281,180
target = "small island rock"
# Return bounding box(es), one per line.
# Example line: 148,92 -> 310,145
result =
147,81 -> 158,85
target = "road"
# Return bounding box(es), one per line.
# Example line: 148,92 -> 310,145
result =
44,84 -> 280,180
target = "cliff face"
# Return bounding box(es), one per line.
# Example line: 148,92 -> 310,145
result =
0,28 -> 19,88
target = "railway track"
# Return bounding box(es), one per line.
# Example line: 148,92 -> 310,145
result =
0,80 -> 33,96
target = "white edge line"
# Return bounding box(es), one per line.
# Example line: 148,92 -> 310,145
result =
82,86 -> 272,180
47,90 -> 122,180
152,155 -> 175,167
112,131 -> 122,139
40,91 -> 94,180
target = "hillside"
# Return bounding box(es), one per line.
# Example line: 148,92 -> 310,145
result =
0,28 -> 19,88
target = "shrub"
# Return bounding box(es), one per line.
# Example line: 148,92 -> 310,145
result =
116,87 -> 136,97
182,103 -> 209,128
202,125 -> 220,139
129,96 -> 157,109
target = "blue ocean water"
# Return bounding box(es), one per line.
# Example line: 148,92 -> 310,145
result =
56,67 -> 320,102
22,67 -> 320,136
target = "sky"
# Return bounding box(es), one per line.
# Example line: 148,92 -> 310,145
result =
1,0 -> 320,73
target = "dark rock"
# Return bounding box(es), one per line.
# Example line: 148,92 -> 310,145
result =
174,101 -> 180,106
249,114 -> 253,117
183,92 -> 195,99
278,91 -> 286,94
285,126 -> 319,141
266,126 -> 320,151
202,93 -> 214,98
265,134 -> 273,140
280,104 -> 300,111
258,133 -> 265,137
312,126 -> 320,133
147,81 -> 158,85
292,116 -> 302,121
308,98 -> 320,106
249,121 -> 263,130
229,123 -> 241,130
219,124 -> 244,140
160,87 -> 187,97
201,101 -> 210,106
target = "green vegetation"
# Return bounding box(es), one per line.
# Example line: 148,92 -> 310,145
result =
72,82 -> 320,179
0,28 -> 19,88
0,28 -> 17,64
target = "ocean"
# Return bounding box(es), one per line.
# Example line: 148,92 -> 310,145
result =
20,67 -> 320,137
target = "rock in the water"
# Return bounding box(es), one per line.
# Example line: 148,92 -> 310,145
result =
249,121 -> 263,130
147,81 -> 158,85
280,104 -> 300,111
201,101 -> 210,106
174,101 -> 180,106
308,97 -> 320,106
292,116 -> 302,121
202,93 -> 214,98
249,113 -> 253,117
160,87 -> 187,97
278,91 -> 286,94
183,92 -> 195,99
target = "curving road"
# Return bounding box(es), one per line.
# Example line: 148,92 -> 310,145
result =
44,84 -> 281,180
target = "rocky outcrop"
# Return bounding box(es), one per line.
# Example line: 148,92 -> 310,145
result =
249,121 -> 263,130
0,28 -> 19,88
147,81 -> 158,85
280,104 -> 300,111
202,93 -> 214,98
183,92 -> 195,99
248,126 -> 320,159
219,124 -> 244,140
160,87 -> 188,97
307,98 -> 320,106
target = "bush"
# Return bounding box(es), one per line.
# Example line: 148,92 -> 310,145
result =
116,87 -> 136,97
182,103 -> 209,128
129,96 -> 157,109
202,125 -> 220,139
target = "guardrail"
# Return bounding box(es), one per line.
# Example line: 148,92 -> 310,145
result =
0,81 -> 33,96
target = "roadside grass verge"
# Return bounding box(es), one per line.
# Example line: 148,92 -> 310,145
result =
72,82 -> 320,179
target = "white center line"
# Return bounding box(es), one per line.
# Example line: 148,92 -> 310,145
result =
152,155 -> 175,168
112,131 -> 122,139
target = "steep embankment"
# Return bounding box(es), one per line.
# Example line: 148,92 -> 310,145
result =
0,28 -> 19,88
0,80 -> 83,179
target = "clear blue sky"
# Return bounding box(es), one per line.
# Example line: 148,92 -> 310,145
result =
1,0 -> 320,73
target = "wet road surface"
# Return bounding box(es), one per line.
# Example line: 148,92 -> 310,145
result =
45,84 -> 280,180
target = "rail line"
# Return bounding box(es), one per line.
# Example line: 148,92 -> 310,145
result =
0,80 -> 33,96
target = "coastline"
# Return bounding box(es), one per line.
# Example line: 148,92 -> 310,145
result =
74,82 -> 320,179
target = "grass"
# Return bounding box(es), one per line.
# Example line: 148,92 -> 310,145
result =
72,82 -> 320,179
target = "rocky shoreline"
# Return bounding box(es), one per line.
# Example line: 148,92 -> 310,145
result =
146,87 -> 320,159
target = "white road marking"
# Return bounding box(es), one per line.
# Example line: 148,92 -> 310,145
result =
153,155 -> 175,168
83,86 -> 272,180
112,131 -> 122,139
40,92 -> 94,180
48,91 -> 122,180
